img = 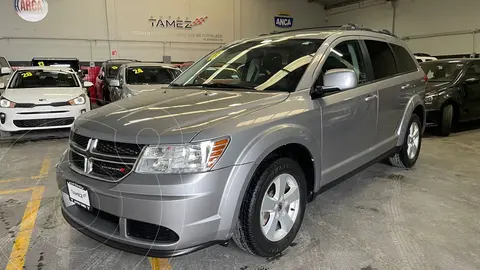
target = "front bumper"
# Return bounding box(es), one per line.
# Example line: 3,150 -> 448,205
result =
57,151 -> 253,256
0,104 -> 90,132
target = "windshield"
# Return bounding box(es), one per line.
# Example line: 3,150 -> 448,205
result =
171,37 -> 325,91
421,61 -> 465,82
9,70 -> 79,88
126,67 -> 175,85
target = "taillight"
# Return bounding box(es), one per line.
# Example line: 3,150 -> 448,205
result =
422,74 -> 428,83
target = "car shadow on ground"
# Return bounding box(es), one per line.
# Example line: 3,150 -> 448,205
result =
424,119 -> 480,138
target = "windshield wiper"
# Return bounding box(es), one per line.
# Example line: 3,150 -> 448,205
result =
199,83 -> 254,90
169,82 -> 254,90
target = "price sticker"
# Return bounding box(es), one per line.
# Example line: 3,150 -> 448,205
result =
208,50 -> 224,61
133,68 -> 144,74
38,61 -> 44,66
22,72 -> 33,78
111,66 -> 118,70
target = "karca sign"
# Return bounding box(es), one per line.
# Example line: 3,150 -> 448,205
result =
149,16 -> 209,29
274,12 -> 293,28
15,0 -> 49,22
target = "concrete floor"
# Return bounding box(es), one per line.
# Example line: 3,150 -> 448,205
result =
1,124 -> 480,270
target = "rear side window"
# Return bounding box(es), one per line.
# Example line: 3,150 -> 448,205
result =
364,40 -> 397,79
390,44 -> 417,73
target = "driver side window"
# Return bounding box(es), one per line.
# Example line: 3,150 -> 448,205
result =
316,40 -> 367,87
465,64 -> 480,80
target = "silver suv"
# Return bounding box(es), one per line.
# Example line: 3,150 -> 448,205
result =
57,25 -> 426,257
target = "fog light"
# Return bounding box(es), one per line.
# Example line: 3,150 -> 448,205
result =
80,109 -> 86,114
0,113 -> 5,124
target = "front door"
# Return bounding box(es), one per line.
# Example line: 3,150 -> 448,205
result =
461,63 -> 480,120
314,38 -> 378,185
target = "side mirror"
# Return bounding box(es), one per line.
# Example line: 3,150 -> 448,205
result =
312,69 -> 358,98
0,83 -> 5,89
83,81 -> 94,88
465,77 -> 480,85
110,79 -> 120,87
0,67 -> 12,75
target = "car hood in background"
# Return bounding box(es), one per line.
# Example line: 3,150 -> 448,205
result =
425,81 -> 452,95
3,87 -> 84,103
125,84 -> 170,95
74,88 -> 288,144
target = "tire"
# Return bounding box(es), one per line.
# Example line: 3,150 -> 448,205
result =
232,157 -> 307,257
389,114 -> 422,168
436,104 -> 453,137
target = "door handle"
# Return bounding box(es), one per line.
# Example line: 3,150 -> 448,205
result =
364,94 -> 378,102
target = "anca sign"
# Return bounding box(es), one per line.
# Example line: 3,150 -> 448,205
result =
274,13 -> 293,28
149,16 -> 208,29
15,0 -> 49,22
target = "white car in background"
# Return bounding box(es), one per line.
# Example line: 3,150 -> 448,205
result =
0,67 -> 92,137
414,53 -> 438,63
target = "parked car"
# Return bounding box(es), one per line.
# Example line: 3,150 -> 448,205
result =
0,67 -> 91,137
95,59 -> 138,105
421,59 -> 480,136
0,57 -> 13,93
57,25 -> 425,258
414,53 -> 437,63
109,63 -> 181,102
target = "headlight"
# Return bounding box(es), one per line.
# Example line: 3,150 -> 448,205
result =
68,94 -> 86,105
135,137 -> 230,174
425,95 -> 434,104
0,98 -> 15,108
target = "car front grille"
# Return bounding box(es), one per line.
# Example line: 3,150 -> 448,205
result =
15,102 -> 71,108
69,132 -> 144,182
96,140 -> 144,156
14,117 -> 74,128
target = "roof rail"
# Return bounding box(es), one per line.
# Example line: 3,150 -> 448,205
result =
264,23 -> 398,38
105,59 -> 139,63
269,25 -> 345,34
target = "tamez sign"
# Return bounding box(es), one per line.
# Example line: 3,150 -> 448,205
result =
149,16 -> 209,29
15,0 -> 48,22
274,12 -> 293,28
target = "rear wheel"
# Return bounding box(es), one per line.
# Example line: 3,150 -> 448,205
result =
436,104 -> 453,137
389,114 -> 422,168
233,158 -> 307,257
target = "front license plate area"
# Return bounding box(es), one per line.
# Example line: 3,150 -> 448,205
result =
66,181 -> 91,211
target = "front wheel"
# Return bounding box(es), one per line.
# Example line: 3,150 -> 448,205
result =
233,158 -> 307,257
389,114 -> 422,168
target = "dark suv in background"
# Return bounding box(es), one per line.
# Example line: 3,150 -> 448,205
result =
421,59 -> 480,136
95,59 -> 138,105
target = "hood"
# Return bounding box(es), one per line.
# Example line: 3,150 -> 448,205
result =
425,81 -> 452,95
126,84 -> 169,95
74,88 -> 288,144
3,87 -> 83,103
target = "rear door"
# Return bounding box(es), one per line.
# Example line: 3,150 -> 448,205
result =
362,39 -> 420,150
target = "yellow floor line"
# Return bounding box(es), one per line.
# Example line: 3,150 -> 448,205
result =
4,186 -> 45,270
0,187 -> 35,195
148,258 -> 172,270
0,156 -> 51,183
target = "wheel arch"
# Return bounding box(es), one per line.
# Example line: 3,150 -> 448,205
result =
396,94 -> 425,146
216,124 -> 320,240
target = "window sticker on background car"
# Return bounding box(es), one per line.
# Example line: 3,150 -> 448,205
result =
427,70 -> 434,79
22,72 -> 33,78
133,68 -> 144,74
38,61 -> 44,66
111,66 -> 118,70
